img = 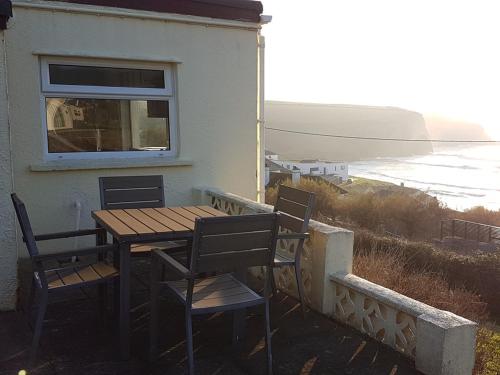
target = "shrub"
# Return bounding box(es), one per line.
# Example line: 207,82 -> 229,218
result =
353,228 -> 500,316
460,206 -> 500,227
475,327 -> 500,375
353,249 -> 488,322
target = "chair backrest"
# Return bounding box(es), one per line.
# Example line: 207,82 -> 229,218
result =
99,175 -> 165,209
190,213 -> 280,274
11,194 -> 39,258
273,185 -> 315,233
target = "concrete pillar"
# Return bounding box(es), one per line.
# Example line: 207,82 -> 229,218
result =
310,221 -> 354,314
416,312 -> 477,375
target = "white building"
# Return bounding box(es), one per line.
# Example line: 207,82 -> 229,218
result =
265,152 -> 348,182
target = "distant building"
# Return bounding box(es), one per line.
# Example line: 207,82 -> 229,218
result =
264,150 -> 349,190
265,150 -> 279,161
265,151 -> 348,183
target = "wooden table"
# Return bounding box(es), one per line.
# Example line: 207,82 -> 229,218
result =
91,205 -> 227,359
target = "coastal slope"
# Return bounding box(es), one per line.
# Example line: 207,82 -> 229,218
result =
265,101 -> 433,161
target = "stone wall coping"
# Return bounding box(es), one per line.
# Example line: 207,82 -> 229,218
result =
330,272 -> 476,327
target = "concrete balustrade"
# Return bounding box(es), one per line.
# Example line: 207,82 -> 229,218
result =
193,187 -> 478,375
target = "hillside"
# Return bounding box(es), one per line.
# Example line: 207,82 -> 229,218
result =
265,101 -> 433,161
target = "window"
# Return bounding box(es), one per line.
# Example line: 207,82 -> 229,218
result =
41,58 -> 177,159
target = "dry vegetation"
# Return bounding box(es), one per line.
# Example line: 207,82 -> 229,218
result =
354,244 -> 499,375
266,178 -> 500,374
353,249 -> 488,322
266,178 -> 500,241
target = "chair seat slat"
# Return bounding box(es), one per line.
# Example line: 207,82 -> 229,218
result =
166,275 -> 262,311
45,262 -> 118,289
56,268 -> 83,286
91,262 -> 118,278
76,265 -> 102,282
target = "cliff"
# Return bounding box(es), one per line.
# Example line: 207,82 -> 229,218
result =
424,115 -> 491,141
265,101 -> 433,161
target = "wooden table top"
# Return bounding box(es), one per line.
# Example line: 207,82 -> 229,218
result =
92,205 -> 227,240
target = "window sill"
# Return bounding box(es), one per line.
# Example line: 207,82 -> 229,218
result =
30,158 -> 193,172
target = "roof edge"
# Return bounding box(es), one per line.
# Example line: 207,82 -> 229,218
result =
19,0 -> 263,23
13,0 -> 263,30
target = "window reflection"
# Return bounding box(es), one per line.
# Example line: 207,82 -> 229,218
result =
46,98 -> 169,153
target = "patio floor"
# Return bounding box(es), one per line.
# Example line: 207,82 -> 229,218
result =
0,262 -> 420,375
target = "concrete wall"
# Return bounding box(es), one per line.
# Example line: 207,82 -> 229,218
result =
200,188 -> 478,375
0,2 -> 260,309
0,30 -> 17,310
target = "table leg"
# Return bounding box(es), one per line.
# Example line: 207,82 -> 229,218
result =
233,268 -> 247,343
96,224 -> 107,323
119,241 -> 131,360
113,238 -> 120,319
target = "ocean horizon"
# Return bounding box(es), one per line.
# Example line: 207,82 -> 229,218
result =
348,144 -> 500,211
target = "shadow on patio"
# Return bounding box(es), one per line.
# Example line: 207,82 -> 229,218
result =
0,261 -> 419,375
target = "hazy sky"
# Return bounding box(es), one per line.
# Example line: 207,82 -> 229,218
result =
261,0 -> 500,139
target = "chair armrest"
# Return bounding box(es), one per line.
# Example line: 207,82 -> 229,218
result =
277,232 -> 309,240
152,249 -> 192,279
31,228 -> 106,242
33,244 -> 116,262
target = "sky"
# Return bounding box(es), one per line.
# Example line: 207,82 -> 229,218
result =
261,0 -> 500,140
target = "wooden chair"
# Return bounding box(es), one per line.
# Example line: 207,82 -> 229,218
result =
272,185 -> 315,316
98,175 -> 185,255
11,194 -> 119,363
150,213 -> 280,375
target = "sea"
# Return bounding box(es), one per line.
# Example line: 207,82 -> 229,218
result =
348,144 -> 500,211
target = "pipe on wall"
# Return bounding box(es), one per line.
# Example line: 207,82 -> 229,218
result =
256,33 -> 266,203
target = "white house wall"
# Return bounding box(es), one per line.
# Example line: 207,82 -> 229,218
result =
1,3 -> 260,309
0,29 -> 17,310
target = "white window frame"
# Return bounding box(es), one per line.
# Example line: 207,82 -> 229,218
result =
40,57 -> 178,160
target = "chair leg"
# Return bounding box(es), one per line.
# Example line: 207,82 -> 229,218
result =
26,277 -> 37,327
112,246 -> 120,318
264,300 -> 273,375
160,264 -> 166,282
30,289 -> 48,365
270,266 -> 278,296
185,309 -> 195,375
98,283 -> 108,326
149,261 -> 160,362
294,259 -> 307,318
